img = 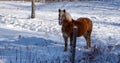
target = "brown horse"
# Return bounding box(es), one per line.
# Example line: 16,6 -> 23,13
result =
58,9 -> 93,51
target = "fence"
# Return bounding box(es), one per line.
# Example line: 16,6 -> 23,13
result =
0,0 -> 115,2
70,26 -> 77,63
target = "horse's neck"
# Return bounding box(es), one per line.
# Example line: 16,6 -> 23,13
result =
62,19 -> 74,27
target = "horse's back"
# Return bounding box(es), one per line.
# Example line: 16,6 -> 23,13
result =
76,17 -> 92,32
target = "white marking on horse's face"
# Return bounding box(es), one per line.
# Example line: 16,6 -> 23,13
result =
58,11 -> 65,25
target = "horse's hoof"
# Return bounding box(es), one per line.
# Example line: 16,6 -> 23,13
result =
86,47 -> 91,49
64,49 -> 67,52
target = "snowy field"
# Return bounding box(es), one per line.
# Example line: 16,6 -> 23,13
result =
0,1 -> 120,63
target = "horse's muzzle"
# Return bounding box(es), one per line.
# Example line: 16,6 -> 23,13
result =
59,20 -> 62,25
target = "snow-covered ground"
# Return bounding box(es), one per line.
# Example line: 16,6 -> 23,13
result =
0,1 -> 120,63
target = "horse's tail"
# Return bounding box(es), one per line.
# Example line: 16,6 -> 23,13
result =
90,19 -> 93,32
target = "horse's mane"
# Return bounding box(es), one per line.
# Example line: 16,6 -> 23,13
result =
64,12 -> 72,22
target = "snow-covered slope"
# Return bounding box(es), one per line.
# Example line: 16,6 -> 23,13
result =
0,1 -> 120,63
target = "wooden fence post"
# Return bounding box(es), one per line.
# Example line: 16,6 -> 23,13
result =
70,26 -> 77,63
31,0 -> 35,18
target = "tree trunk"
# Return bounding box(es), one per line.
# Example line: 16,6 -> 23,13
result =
31,0 -> 35,18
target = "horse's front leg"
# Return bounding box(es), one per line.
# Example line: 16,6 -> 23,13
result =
63,34 -> 68,51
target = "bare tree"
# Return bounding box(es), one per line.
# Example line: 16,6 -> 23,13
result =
31,0 -> 35,18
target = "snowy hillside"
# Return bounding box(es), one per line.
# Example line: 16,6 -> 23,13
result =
0,1 -> 120,63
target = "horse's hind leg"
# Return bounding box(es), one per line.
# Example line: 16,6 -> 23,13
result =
84,34 -> 88,49
84,31 -> 91,49
87,30 -> 92,49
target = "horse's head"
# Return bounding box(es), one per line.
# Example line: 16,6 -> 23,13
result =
58,9 -> 66,25
58,9 -> 72,25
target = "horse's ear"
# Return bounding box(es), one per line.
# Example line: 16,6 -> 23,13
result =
63,9 -> 66,13
59,9 -> 61,12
